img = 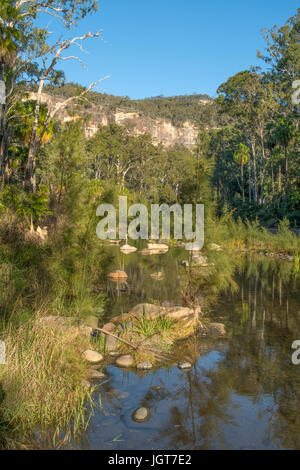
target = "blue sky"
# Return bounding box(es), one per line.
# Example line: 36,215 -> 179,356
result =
42,0 -> 299,99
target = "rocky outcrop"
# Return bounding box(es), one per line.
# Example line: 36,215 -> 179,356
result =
28,92 -> 199,148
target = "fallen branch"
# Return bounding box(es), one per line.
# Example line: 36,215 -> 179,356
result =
94,327 -> 170,361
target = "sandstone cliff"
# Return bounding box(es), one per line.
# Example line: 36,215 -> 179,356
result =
29,92 -> 199,148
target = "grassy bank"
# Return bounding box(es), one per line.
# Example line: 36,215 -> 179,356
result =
0,312 -> 97,449
207,216 -> 300,257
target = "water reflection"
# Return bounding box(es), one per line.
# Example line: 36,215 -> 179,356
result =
82,250 -> 300,450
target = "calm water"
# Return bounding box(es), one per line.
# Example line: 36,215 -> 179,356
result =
79,247 -> 300,450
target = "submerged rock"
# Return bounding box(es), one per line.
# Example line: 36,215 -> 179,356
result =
132,407 -> 151,422
178,361 -> 192,369
82,350 -> 103,363
137,361 -> 152,370
115,354 -> 134,367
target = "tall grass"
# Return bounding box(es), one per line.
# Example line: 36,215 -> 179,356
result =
0,311 -> 95,449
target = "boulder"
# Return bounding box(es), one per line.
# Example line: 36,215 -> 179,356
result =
207,322 -> 226,336
82,350 -> 103,363
115,354 -> 134,368
101,322 -> 116,337
105,334 -> 118,352
165,306 -> 195,321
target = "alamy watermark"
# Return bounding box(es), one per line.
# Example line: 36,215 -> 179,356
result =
96,196 -> 204,250
292,80 -> 300,105
0,80 -> 5,105
0,341 -> 5,365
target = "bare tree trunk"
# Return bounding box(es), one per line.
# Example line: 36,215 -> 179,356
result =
251,139 -> 257,203
248,157 -> 252,203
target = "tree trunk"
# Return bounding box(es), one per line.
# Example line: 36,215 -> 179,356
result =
24,77 -> 45,192
284,144 -> 288,201
251,139 -> 257,203
241,162 -> 245,202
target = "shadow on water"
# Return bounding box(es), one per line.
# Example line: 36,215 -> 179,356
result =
80,248 -> 300,449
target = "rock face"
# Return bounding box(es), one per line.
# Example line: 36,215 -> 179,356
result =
82,350 -> 104,363
115,354 -> 134,367
28,92 -> 199,149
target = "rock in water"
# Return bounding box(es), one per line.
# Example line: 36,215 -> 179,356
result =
137,361 -> 152,370
120,244 -> 137,253
178,361 -> 192,369
207,323 -> 226,336
107,270 -> 128,280
82,350 -> 103,363
115,354 -> 134,367
81,379 -> 92,390
132,407 -> 151,422
88,369 -> 106,380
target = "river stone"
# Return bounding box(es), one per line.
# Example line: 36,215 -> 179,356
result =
88,369 -> 106,380
115,354 -> 134,367
107,270 -> 128,280
101,322 -> 116,338
81,379 -> 92,390
130,303 -> 166,319
109,350 -> 119,357
82,350 -> 103,363
132,407 -> 150,422
208,323 -> 226,336
137,361 -> 152,370
165,306 -> 195,321
105,334 -> 118,352
178,361 -> 192,369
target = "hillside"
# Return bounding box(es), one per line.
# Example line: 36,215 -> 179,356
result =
36,83 -> 226,148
